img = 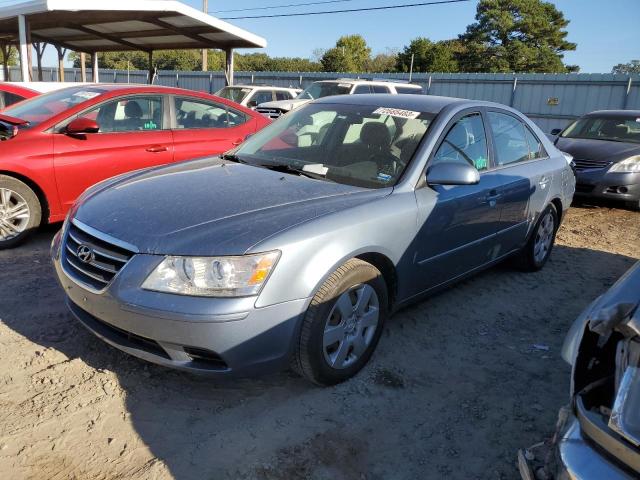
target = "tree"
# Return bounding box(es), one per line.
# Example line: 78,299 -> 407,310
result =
612,60 -> 640,75
321,35 -> 371,72
396,38 -> 461,73
366,49 -> 399,73
70,50 -> 201,70
458,0 -> 577,73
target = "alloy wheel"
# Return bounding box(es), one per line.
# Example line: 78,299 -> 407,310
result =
322,283 -> 380,370
0,188 -> 31,241
533,211 -> 555,264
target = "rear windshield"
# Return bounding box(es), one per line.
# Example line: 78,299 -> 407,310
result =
2,87 -> 107,127
215,87 -> 252,103
561,116 -> 640,144
298,82 -> 352,100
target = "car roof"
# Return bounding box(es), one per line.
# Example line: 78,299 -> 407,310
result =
315,79 -> 422,88
584,110 -> 640,118
312,94 -> 481,114
223,85 -> 296,89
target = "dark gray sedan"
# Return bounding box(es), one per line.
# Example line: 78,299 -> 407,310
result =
51,95 -> 575,385
553,110 -> 640,210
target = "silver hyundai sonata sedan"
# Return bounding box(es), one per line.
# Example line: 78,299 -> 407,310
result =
51,94 -> 575,385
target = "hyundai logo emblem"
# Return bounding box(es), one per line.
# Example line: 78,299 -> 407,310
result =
76,244 -> 95,264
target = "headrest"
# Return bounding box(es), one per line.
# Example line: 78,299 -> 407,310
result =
124,101 -> 143,119
360,122 -> 391,148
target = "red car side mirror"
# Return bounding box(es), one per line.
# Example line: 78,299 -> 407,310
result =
67,118 -> 100,134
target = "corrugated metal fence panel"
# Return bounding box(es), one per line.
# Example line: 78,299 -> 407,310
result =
5,67 -> 639,132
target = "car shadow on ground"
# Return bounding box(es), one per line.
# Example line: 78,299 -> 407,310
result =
1,224 -> 638,479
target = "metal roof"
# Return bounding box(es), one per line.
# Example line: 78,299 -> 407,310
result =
0,0 -> 267,51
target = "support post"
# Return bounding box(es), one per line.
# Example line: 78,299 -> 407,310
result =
201,0 -> 208,71
623,76 -> 632,109
80,52 -> 87,82
92,52 -> 99,82
0,43 -> 10,81
148,51 -> 154,84
55,45 -> 66,82
225,47 -> 234,86
18,15 -> 32,81
510,77 -> 518,107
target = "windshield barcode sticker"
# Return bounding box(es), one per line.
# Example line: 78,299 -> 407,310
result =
373,107 -> 420,119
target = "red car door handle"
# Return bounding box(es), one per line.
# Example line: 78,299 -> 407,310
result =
232,138 -> 243,146
146,145 -> 168,153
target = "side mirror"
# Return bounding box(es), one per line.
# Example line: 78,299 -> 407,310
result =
247,100 -> 258,108
550,128 -> 562,136
426,162 -> 480,186
67,118 -> 99,135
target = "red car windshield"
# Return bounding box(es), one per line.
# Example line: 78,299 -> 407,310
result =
3,87 -> 107,127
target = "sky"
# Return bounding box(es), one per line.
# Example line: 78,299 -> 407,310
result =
18,0 -> 640,73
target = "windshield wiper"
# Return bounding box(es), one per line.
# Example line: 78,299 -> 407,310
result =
219,153 -> 249,163
259,163 -> 335,182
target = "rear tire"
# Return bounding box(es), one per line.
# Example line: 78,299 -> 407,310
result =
292,259 -> 388,386
516,204 -> 558,272
0,175 -> 42,249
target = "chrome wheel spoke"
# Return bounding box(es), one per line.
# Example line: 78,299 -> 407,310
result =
331,339 -> 351,368
6,203 -> 29,220
351,334 -> 367,357
323,323 -> 345,348
0,188 -> 11,207
360,308 -> 379,328
335,293 -> 353,319
354,285 -> 373,316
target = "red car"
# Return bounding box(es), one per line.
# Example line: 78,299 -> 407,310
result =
0,82 -> 40,109
0,84 -> 270,248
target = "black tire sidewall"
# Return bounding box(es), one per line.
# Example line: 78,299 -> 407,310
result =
301,262 -> 388,385
0,175 -> 42,249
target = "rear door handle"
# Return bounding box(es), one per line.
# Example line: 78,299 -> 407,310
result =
539,176 -> 550,188
146,145 -> 168,153
231,138 -> 243,146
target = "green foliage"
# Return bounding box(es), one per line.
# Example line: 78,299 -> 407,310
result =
0,45 -> 18,66
396,38 -> 461,73
458,0 -> 577,73
365,51 -> 399,73
321,35 -> 372,72
612,60 -> 640,75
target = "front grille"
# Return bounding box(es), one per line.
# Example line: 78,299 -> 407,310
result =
573,158 -> 611,171
62,222 -> 134,291
256,107 -> 283,119
576,183 -> 595,193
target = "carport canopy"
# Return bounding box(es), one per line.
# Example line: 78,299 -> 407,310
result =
0,0 -> 267,84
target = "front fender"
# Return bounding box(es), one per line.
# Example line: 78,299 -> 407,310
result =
252,191 -> 418,308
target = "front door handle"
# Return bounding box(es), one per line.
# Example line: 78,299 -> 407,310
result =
146,145 -> 168,153
231,138 -> 244,146
485,190 -> 502,207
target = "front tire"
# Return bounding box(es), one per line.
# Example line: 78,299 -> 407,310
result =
516,204 -> 558,272
292,259 -> 388,386
0,175 -> 42,249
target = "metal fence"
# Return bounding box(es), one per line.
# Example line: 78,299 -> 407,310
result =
4,67 -> 639,133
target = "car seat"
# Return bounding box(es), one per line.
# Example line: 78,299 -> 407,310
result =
123,101 -> 144,131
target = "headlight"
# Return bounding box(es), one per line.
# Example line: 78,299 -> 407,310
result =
610,156 -> 640,173
141,251 -> 280,297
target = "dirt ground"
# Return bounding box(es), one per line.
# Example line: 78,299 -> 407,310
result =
0,205 -> 638,480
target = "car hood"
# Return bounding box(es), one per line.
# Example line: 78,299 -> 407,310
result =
74,157 -> 388,256
257,98 -> 310,111
555,137 -> 640,162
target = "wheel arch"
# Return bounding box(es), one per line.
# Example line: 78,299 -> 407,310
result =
355,252 -> 398,310
0,170 -> 50,225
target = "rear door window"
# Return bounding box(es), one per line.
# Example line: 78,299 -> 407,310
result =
249,91 -> 274,107
372,85 -> 391,94
524,126 -> 548,160
174,97 -> 247,129
487,112 -> 530,166
353,85 -> 372,94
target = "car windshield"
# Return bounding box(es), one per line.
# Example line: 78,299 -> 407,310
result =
298,82 -> 352,100
233,103 -> 434,189
2,86 -> 107,127
561,115 -> 640,144
215,87 -> 251,103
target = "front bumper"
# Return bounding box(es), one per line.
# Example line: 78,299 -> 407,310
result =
574,169 -> 640,202
51,230 -> 310,377
556,415 -> 633,480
